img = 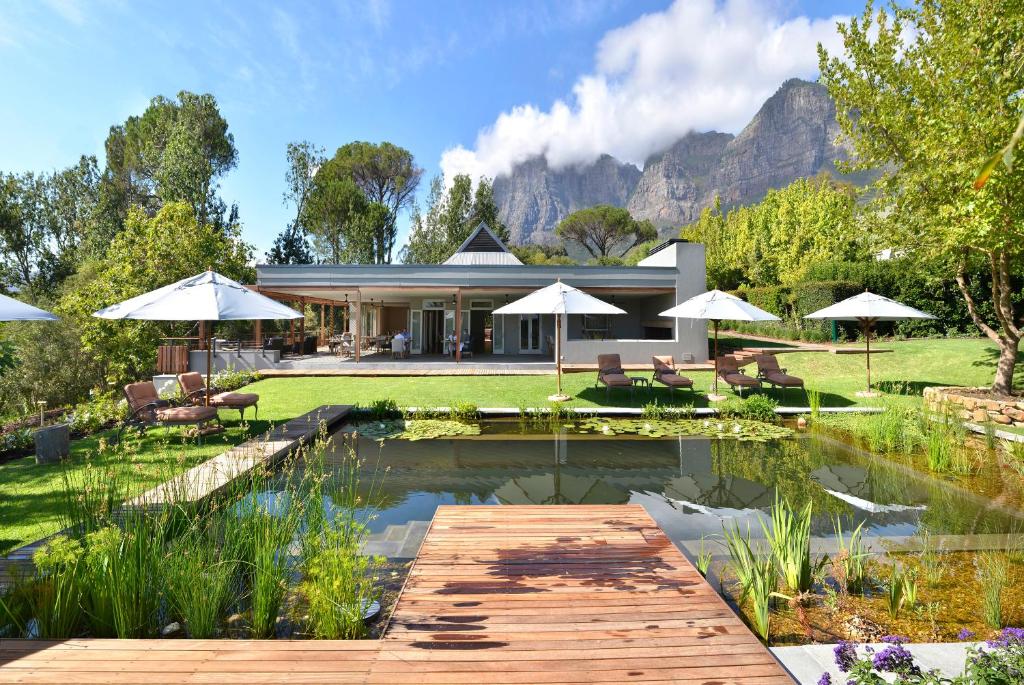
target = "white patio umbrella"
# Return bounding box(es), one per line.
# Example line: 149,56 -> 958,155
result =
94,270 -> 303,405
493,281 -> 625,402
660,290 -> 780,400
0,293 -> 58,321
804,291 -> 935,396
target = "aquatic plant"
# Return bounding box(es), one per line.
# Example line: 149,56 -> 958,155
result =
365,398 -> 401,420
977,552 -> 1009,629
162,529 -> 238,638
917,529 -> 947,587
640,400 -> 669,420
999,439 -> 1024,476
449,401 -> 480,420
695,536 -> 712,577
832,518 -> 869,594
807,389 -> 822,421
761,493 -> 821,595
718,394 -> 779,423
721,521 -> 760,602
747,556 -> 776,642
885,566 -> 907,619
348,419 -> 482,441
575,417 -> 792,441
902,568 -> 918,609
24,536 -> 84,638
984,420 -> 998,451
863,402 -> 923,455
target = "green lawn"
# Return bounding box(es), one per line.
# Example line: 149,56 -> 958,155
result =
1,336 -> 1019,554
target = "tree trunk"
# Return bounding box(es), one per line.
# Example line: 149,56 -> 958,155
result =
993,335 -> 1020,395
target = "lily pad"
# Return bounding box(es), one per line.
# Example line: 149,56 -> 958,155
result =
345,419 -> 481,441
571,418 -> 791,442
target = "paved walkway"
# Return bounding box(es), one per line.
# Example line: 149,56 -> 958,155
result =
0,505 -> 793,684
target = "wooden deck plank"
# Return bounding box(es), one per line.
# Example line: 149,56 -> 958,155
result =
0,505 -> 793,683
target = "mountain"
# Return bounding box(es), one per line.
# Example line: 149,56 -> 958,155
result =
493,79 -> 858,242
492,154 -> 642,245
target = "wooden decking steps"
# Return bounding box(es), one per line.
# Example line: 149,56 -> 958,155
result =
0,505 -> 793,683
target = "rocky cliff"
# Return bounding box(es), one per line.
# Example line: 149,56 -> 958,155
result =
493,78 -> 857,242
492,154 -> 642,245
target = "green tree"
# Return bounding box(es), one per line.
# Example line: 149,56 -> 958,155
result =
326,141 -> 422,263
101,91 -> 237,230
404,175 -> 509,264
555,205 -> 657,259
681,176 -> 863,290
267,141 -> 322,264
60,202 -> 253,387
303,161 -> 371,263
819,0 -> 1024,393
510,243 -> 576,266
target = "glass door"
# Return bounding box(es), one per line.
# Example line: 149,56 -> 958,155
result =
493,315 -> 504,354
409,310 -> 422,354
519,314 -> 541,354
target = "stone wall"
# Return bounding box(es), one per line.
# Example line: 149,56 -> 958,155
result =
923,386 -> 1024,427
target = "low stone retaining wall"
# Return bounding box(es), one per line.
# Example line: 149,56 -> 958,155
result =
923,386 -> 1024,427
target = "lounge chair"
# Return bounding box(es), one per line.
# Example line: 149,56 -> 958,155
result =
754,355 -> 804,397
651,356 -> 694,397
177,372 -> 260,421
120,380 -> 219,442
391,336 -> 405,359
595,353 -> 634,398
717,356 -> 761,396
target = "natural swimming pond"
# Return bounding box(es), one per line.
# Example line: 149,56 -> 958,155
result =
271,420 -> 1024,558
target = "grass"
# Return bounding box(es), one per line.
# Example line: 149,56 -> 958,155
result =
0,336 -> 1019,554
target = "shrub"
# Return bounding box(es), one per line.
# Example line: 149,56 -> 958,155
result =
69,391 -> 125,435
719,395 -> 778,423
212,367 -> 261,392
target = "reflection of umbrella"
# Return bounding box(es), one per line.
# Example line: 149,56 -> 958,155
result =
93,270 -> 303,404
662,474 -> 775,512
0,293 -> 58,321
810,465 -> 926,514
804,292 -> 935,397
494,281 -> 625,402
660,290 -> 779,400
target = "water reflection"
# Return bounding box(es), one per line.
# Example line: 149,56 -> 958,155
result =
268,428 -> 1024,548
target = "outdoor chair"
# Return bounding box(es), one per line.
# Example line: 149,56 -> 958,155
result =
177,371 -> 260,421
717,356 -> 762,396
753,354 -> 804,398
119,380 -> 219,442
391,337 -> 405,359
461,336 -> 474,358
595,353 -> 634,399
651,355 -> 694,397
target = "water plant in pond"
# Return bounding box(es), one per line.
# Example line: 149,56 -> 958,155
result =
721,521 -> 761,602
718,394 -> 779,423
347,419 -> 482,441
163,530 -> 238,639
807,389 -> 822,421
902,568 -> 918,609
984,420 -> 998,451
695,536 -> 712,577
575,417 -> 792,441
449,401 -> 480,420
832,518 -> 869,595
978,551 -> 1009,629
1000,439 -> 1024,477
762,493 -> 821,595
885,566 -> 907,619
917,530 -> 946,587
747,556 -> 776,643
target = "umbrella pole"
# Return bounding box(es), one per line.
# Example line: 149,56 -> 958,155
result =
205,322 -> 212,407
864,319 -> 871,394
556,314 -> 562,395
711,319 -> 722,399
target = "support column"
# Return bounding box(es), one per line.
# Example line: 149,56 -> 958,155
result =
254,319 -> 262,347
455,289 -> 462,363
320,303 -> 326,346
298,297 -> 306,349
198,321 -> 206,350
354,289 -> 362,362
289,318 -> 295,347
329,305 -> 335,340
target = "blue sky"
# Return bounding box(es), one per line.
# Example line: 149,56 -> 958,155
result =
0,0 -> 867,259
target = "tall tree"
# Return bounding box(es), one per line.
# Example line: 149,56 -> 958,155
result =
101,91 -> 237,229
267,141 -> 322,264
819,0 -> 1024,394
303,161 -> 371,263
404,175 -> 508,264
555,205 -> 657,260
327,141 -> 422,263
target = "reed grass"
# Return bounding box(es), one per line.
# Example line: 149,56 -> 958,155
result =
695,536 -> 712,577
977,552 -> 1008,629
886,565 -> 907,619
721,521 -> 760,602
747,557 -> 776,643
832,518 -> 868,594
761,493 -> 820,595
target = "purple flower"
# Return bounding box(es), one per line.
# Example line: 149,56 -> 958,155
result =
833,641 -> 858,672
986,626 -> 1024,648
957,628 -> 976,641
816,674 -> 832,685
872,642 -> 920,675
881,635 -> 909,645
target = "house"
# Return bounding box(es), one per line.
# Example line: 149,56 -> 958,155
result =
251,224 -> 708,367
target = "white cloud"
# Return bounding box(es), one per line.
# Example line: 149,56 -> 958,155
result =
440,0 -> 847,182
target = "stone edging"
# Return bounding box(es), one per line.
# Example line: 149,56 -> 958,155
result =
923,386 -> 1024,428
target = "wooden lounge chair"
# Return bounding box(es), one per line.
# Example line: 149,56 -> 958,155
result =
754,355 -> 804,397
177,371 -> 260,421
120,380 -> 219,442
595,353 -> 634,398
717,356 -> 761,396
651,356 -> 694,397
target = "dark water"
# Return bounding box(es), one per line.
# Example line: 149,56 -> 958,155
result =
275,423 -> 1024,551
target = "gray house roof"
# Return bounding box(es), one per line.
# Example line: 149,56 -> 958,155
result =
443,223 -> 522,266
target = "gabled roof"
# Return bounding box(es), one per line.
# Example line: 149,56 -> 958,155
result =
443,223 -> 523,266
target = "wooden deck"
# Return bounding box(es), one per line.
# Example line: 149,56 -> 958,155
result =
0,505 -> 793,684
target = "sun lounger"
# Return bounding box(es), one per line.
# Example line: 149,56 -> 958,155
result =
753,355 -> 804,390
596,353 -> 634,398
651,356 -> 694,397
717,356 -> 761,396
120,380 -> 219,442
177,371 -> 259,421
